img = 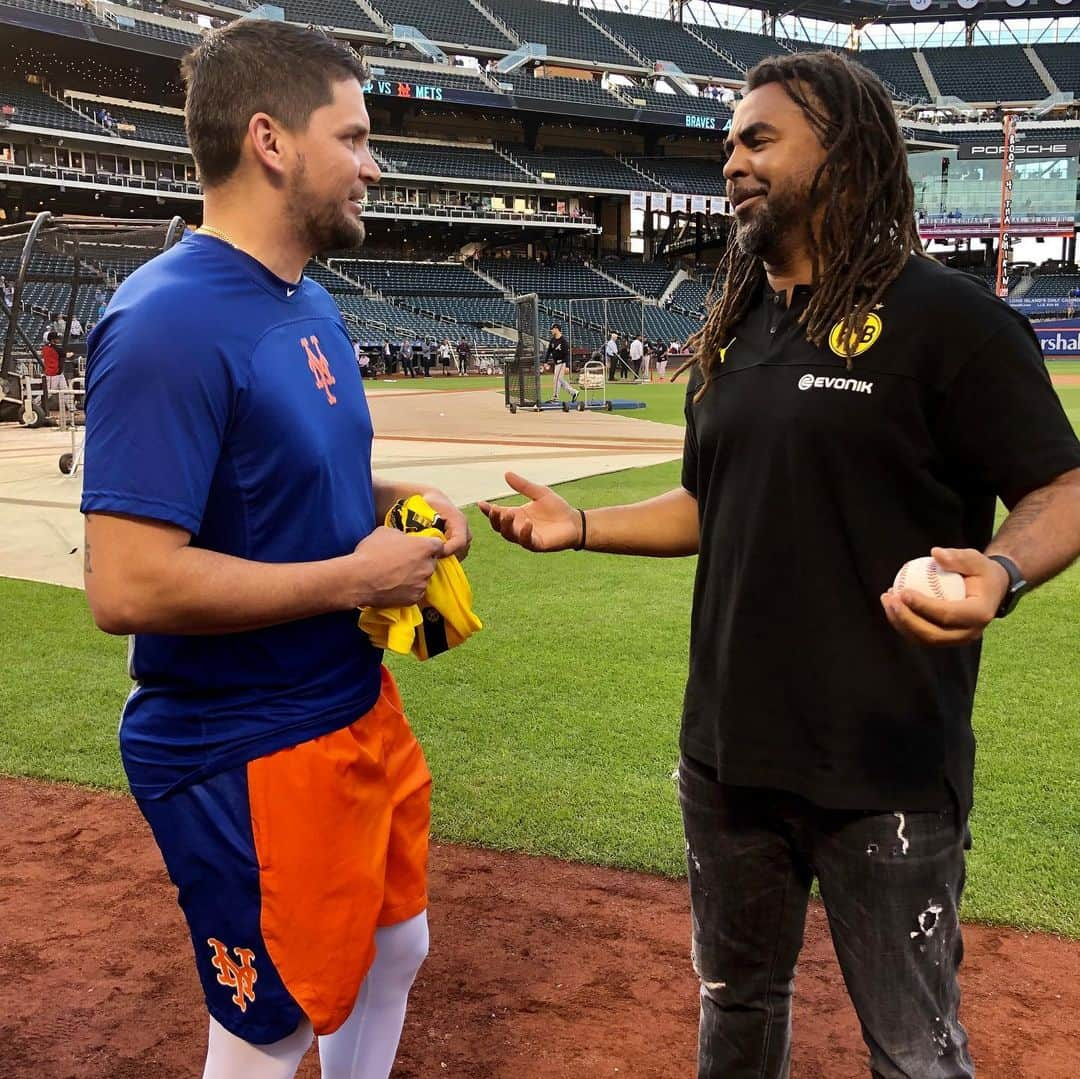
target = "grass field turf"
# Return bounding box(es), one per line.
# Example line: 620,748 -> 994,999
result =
1,381 -> 1076,938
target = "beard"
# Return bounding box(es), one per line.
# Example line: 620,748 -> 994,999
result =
734,175 -> 814,263
286,157 -> 365,254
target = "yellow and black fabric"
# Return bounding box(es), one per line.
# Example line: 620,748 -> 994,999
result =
359,495 -> 482,659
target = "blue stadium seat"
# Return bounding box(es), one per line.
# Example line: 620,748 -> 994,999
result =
852,48 -> 929,101
504,70 -> 629,109
373,141 -> 532,183
588,11 -> 743,80
1034,44 -> 1080,95
368,0 -> 512,50
511,146 -> 662,191
599,259 -> 679,298
480,259 -> 632,298
922,46 -> 1045,103
689,26 -> 784,72
480,0 -> 636,67
0,74 -> 106,136
625,157 -> 726,196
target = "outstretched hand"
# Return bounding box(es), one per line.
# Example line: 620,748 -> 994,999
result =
477,472 -> 583,553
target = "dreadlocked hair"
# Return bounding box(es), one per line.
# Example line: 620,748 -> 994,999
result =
689,50 -> 923,402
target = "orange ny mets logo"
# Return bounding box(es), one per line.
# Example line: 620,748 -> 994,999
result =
301,335 -> 337,405
208,938 -> 257,1012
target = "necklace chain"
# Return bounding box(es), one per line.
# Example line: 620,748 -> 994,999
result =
197,224 -> 237,248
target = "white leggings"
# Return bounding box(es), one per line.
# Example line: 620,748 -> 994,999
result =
202,911 -> 429,1079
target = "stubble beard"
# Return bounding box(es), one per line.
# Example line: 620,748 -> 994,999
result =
734,176 -> 815,264
287,158 -> 365,255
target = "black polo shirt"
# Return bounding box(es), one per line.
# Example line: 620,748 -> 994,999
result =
681,254 -> 1080,814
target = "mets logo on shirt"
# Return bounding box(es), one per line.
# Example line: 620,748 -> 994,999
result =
301,335 -> 337,405
828,313 -> 883,359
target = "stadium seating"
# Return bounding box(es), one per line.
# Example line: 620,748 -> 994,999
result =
108,15 -> 202,46
367,60 -> 496,92
599,259 -> 679,297
373,141 -> 532,183
644,305 -> 700,343
511,146 -> 662,191
1023,273 -> 1080,300
588,11 -> 743,80
479,259 -> 632,298
688,26 -> 784,72
504,71 -> 629,108
329,260 -> 500,295
852,48 -> 929,101
368,0 -> 512,50
668,278 -> 709,316
779,38 -> 851,57
412,297 -> 517,325
480,0 -> 636,67
333,292 -> 507,346
3,0 -> 104,23
1034,44 -> 1080,95
625,157 -> 725,196
905,123 -> 1080,148
922,46 -> 1046,103
91,101 -> 187,146
622,83 -> 732,118
0,75 -> 104,135
280,0 -> 383,33
83,249 -> 159,283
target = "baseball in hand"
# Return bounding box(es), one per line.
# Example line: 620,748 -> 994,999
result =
893,556 -> 966,602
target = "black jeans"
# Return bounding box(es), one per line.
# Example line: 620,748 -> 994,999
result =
678,754 -> 974,1079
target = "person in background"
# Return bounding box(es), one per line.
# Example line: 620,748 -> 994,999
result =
629,333 -> 645,381
545,323 -> 576,404
456,337 -> 471,377
41,332 -> 66,398
604,331 -> 620,381
437,338 -> 453,376
43,313 -> 61,345
654,340 -> 670,380
400,340 -> 417,378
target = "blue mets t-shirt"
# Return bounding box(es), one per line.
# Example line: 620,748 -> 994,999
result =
81,232 -> 381,800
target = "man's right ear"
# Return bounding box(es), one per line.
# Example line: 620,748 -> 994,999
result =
248,113 -> 289,180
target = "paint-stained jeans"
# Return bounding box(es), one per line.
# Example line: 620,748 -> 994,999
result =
678,754 -> 975,1079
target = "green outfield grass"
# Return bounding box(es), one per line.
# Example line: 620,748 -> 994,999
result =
1,385 -> 1076,937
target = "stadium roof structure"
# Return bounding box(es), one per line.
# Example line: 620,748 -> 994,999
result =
678,0 -> 1080,25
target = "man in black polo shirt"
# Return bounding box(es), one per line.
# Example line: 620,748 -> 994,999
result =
478,51 -> 1080,1079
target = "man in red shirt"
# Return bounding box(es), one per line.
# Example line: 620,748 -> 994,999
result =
41,333 -> 67,395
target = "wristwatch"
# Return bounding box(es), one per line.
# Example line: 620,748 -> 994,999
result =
987,555 -> 1029,618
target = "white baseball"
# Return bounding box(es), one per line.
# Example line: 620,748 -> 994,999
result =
893,557 -> 966,602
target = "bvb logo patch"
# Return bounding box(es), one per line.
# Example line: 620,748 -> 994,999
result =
828,313 -> 882,359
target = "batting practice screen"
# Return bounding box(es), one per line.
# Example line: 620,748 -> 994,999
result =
505,293 -> 542,410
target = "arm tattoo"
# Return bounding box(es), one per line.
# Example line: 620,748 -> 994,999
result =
991,489 -> 1055,546
84,542 -> 92,574
988,471 -> 1080,587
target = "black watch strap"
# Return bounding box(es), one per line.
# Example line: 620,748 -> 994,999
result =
988,554 -> 1028,618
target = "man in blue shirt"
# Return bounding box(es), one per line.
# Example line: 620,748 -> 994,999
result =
81,21 -> 469,1078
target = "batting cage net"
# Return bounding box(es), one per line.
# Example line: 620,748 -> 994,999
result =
1,213 -> 185,421
505,293 -> 542,411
